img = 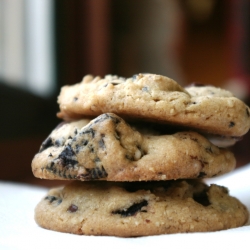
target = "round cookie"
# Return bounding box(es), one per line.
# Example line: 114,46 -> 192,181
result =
34,180 -> 249,237
57,73 -> 250,137
32,113 -> 236,182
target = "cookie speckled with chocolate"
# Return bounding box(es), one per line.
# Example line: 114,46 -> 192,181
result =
32,113 -> 236,182
57,73 -> 250,137
34,180 -> 248,237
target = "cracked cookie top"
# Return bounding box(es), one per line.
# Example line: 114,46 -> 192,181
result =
31,113 -> 236,182
57,73 -> 250,137
34,180 -> 249,237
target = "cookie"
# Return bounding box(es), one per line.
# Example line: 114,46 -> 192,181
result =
132,121 -> 241,148
34,180 -> 249,237
32,113 -> 236,182
57,73 -> 250,137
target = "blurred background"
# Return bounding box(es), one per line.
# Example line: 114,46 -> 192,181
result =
0,0 -> 250,187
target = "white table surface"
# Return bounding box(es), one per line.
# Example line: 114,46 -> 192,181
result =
1,164 -> 250,250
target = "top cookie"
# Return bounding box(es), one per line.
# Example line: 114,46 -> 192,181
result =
57,73 -> 250,137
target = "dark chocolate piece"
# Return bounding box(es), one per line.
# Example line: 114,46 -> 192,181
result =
198,172 -> 207,178
57,145 -> 78,168
112,200 -> 148,217
45,195 -> 62,205
110,82 -> 121,85
55,139 -> 62,147
39,137 -> 53,152
98,135 -> 106,149
45,195 -> 57,203
67,204 -> 78,213
229,121 -> 235,128
193,190 -> 210,206
80,128 -> 95,138
77,166 -> 108,180
246,108 -> 250,117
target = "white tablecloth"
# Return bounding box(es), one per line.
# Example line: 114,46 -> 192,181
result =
1,164 -> 250,250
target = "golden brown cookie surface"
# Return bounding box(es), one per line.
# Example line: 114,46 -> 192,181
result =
35,180 -> 249,237
57,74 -> 250,137
32,113 -> 236,182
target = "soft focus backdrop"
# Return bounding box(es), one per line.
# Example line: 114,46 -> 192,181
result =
0,0 -> 249,186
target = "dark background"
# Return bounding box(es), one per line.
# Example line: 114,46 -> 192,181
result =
1,0 -> 250,187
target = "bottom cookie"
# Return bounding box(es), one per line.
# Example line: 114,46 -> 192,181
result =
35,180 -> 248,237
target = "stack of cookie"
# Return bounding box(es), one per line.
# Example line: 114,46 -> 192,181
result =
32,74 -> 250,237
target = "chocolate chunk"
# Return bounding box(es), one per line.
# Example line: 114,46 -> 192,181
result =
81,139 -> 89,146
57,145 -> 78,167
55,139 -> 63,147
98,136 -> 105,149
89,144 -> 94,153
106,113 -> 121,124
67,204 -> 78,213
190,137 -> 198,142
125,154 -> 133,160
112,200 -> 148,217
47,164 -> 71,179
110,82 -> 120,85
93,113 -> 121,125
114,130 -> 120,140
94,157 -> 101,163
74,139 -> 91,154
205,147 -> 213,154
75,144 -> 80,153
45,195 -> 57,203
198,172 -> 207,178
81,128 -> 95,138
77,166 -> 108,180
73,97 -> 78,101
132,74 -> 139,80
92,166 -> 107,179
229,121 -> 235,128
93,113 -> 110,124
45,196 -> 62,205
190,155 -> 198,160
246,108 -> 250,117
111,115 -> 121,124
39,137 -> 53,152
48,162 -> 55,171
193,190 -> 210,206
91,167 -> 107,179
